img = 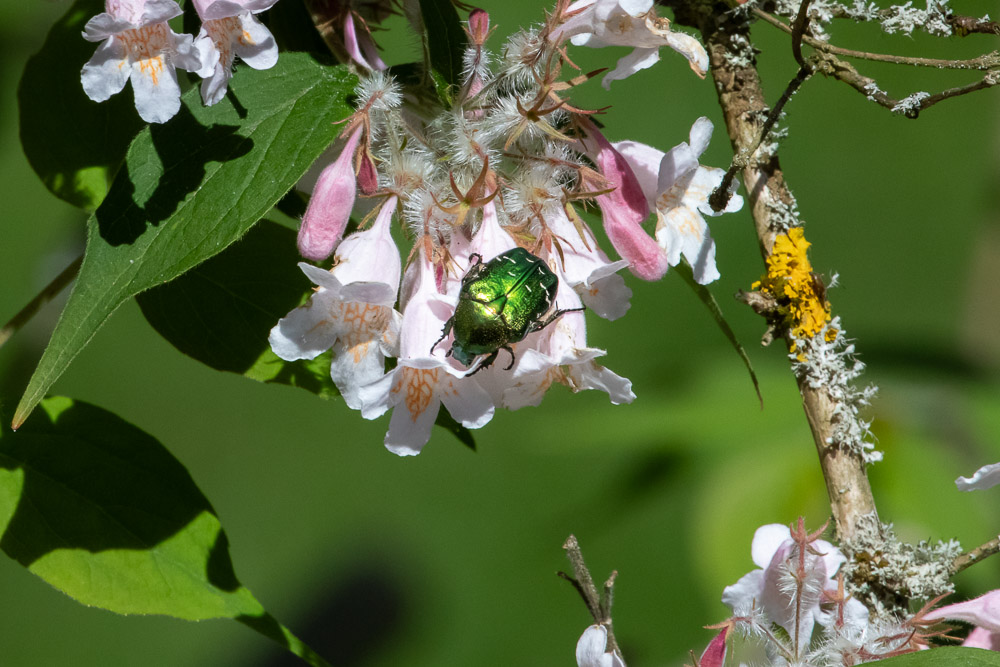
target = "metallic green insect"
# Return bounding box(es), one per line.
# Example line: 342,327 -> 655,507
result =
432,247 -> 583,372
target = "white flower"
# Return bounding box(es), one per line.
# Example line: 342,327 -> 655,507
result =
191,0 -> 280,106
956,461 -> 1000,491
722,523 -> 869,656
501,266 -> 634,410
615,117 -> 743,285
356,252 -> 494,456
576,625 -> 626,667
550,0 -> 708,88
81,0 -> 206,123
548,207 -> 631,321
269,197 -> 402,409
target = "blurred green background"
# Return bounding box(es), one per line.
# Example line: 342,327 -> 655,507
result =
3,0 -> 1000,664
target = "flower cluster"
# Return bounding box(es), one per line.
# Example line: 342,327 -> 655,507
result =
81,0 -> 281,123
268,1 -> 743,454
708,520 -> 939,666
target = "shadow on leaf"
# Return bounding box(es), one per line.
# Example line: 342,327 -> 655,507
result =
95,104 -> 252,246
0,397 -> 254,619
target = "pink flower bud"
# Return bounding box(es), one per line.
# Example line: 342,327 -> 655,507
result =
343,13 -> 387,71
467,9 -> 490,46
586,125 -> 668,281
357,149 -> 379,195
698,627 -> 728,667
297,126 -> 363,261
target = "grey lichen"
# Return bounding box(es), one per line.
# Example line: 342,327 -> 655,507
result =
840,514 -> 961,621
790,316 -> 883,464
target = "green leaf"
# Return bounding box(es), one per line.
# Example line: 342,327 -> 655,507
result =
135,220 -> 339,397
18,0 -> 145,211
873,648 -> 1000,666
0,396 -> 259,619
419,0 -> 467,88
0,397 -> 333,666
674,261 -> 763,408
13,55 -> 357,429
429,69 -> 455,107
263,0 -> 332,55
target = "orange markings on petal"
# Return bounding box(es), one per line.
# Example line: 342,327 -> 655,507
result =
400,367 -> 438,422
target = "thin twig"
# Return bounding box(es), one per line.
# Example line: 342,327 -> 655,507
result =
561,535 -> 621,658
918,75 -> 1000,112
790,0 -> 813,68
810,50 -> 1000,118
949,536 -> 1000,576
949,14 -> 1000,37
809,51 -> 900,108
710,66 -> 810,212
755,8 -> 1000,70
0,254 -> 82,350
824,4 -> 1000,37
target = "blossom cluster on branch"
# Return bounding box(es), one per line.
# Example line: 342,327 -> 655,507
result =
263,0 -> 744,454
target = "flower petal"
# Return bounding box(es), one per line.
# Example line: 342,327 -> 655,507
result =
601,47 -> 659,89
956,461 -> 1000,491
751,523 -> 791,568
129,56 -> 183,123
925,591 -> 1000,633
81,39 -> 130,102
576,625 -> 611,667
233,14 -> 279,69
383,368 -> 443,456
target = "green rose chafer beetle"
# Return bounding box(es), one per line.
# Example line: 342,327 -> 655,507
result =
432,247 -> 583,372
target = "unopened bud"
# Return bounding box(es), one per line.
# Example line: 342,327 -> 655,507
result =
357,149 -> 379,195
467,9 -> 490,46
297,126 -> 363,261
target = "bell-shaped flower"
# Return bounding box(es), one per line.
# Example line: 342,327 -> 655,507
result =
343,11 -> 387,71
956,461 -> 1000,491
356,252 -> 494,456
615,117 -> 743,285
576,624 -> 626,667
269,196 -> 402,409
722,523 -> 867,656
298,126 -> 363,261
502,267 -> 634,410
925,590 -> 1000,650
191,0 -> 280,106
550,0 -> 708,88
549,207 -> 631,320
455,201 -> 518,268
579,121 -> 668,282
81,0 -> 206,123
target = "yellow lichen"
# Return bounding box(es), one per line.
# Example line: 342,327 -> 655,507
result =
752,227 -> 832,342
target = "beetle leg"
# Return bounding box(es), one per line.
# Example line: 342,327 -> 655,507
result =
430,317 -> 454,355
525,306 -> 586,335
467,350 -> 499,376
502,346 -> 516,370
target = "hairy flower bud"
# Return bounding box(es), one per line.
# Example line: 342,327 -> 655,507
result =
467,8 -> 490,46
297,126 -> 363,261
